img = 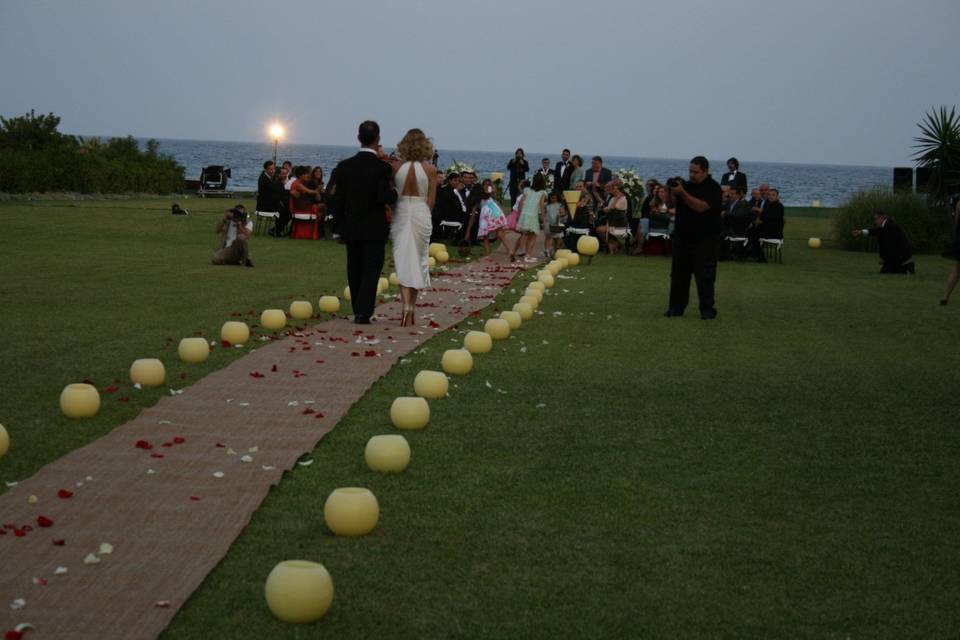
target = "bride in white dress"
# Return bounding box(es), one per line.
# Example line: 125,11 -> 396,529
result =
390,129 -> 439,327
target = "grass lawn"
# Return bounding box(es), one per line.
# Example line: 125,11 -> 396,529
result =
1,198 -> 959,638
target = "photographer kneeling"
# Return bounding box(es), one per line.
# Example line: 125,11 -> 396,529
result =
212,205 -> 255,267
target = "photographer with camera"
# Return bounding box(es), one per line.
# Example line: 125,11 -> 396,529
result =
212,204 -> 255,267
664,156 -> 723,319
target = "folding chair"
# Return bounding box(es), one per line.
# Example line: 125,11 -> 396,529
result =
437,220 -> 465,244
254,211 -> 278,236
759,238 -> 784,263
291,212 -> 319,240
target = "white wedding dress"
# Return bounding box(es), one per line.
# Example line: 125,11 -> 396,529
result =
391,161 -> 432,289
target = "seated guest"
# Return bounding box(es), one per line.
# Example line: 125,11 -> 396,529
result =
308,166 -> 326,237
272,164 -> 292,236
595,179 -> 630,254
433,171 -> 466,239
563,180 -> 596,251
212,205 -> 254,267
720,157 -> 748,191
852,210 -> 916,274
289,166 -> 322,237
723,187 -> 753,236
256,160 -> 283,221
584,155 -> 612,207
745,188 -> 784,262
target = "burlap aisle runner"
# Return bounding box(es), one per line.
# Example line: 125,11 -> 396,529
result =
0,253 -> 534,639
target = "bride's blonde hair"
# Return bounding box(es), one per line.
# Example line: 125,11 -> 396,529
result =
396,128 -> 434,162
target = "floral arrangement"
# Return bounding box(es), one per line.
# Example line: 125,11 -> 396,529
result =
446,160 -> 476,178
613,168 -> 645,205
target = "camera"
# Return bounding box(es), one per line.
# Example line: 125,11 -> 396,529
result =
666,177 -> 684,188
229,207 -> 248,224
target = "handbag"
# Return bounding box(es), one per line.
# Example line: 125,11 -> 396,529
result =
506,209 -> 520,231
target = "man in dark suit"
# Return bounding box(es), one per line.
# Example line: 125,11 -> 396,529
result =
554,148 -> 572,192
852,210 -> 915,274
330,121 -> 398,324
460,171 -> 483,244
584,156 -> 612,207
256,161 -> 285,235
747,188 -> 784,262
433,171 -> 465,239
719,157 -> 748,191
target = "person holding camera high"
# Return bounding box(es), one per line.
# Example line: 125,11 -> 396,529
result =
212,204 -> 255,267
664,156 -> 723,319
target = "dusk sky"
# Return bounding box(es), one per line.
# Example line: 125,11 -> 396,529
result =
1,0 -> 958,167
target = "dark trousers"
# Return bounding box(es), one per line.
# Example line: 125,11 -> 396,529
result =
668,235 -> 720,313
346,240 -> 386,319
881,258 -> 915,274
274,205 -> 291,236
212,238 -> 249,265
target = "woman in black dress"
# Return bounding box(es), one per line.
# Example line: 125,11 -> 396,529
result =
506,148 -> 529,204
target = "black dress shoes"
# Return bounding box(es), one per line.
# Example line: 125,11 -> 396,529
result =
663,308 -> 683,318
354,316 -> 371,325
700,309 -> 718,320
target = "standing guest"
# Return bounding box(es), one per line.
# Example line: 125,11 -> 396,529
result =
308,166 -> 326,237
461,171 -> 483,244
325,166 -> 342,240
939,195 -> 960,305
389,128 -> 438,327
256,160 -> 283,223
511,173 -> 548,262
567,155 -> 584,191
282,161 -> 295,189
584,156 -> 612,208
758,183 -> 770,201
554,149 -> 572,192
506,148 -> 529,204
476,179 -> 511,256
720,157 -> 748,191
851,210 -> 916,274
212,205 -> 254,267
330,120 -> 398,324
433,171 -> 466,239
543,190 -> 567,257
432,150 -> 439,167
664,156 -> 723,320
536,157 -> 552,179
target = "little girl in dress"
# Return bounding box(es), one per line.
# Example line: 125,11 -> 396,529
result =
477,179 -> 511,256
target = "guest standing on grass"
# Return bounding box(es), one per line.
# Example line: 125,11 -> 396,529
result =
940,196 -> 960,305
554,149 -> 573,192
330,120 -> 398,324
476,179 -> 511,256
567,155 -> 584,192
664,156 -> 723,320
512,173 -> 548,262
851,210 -> 915,274
507,148 -> 529,204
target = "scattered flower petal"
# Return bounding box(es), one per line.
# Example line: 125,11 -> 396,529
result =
98,543 -> 114,555
26,495 -> 38,505
83,553 -> 101,565
54,565 -> 67,573
248,446 -> 259,453
135,440 -> 153,450
155,600 -> 171,608
36,517 -> 53,528
146,469 -> 157,475
5,482 -> 18,488
57,490 -> 73,499
240,455 -> 253,463
9,598 -> 25,611
173,437 -> 185,444
297,459 -> 314,467
261,465 -> 276,471
31,577 -> 47,586
52,540 -> 65,547
189,496 -> 201,501
212,472 -> 225,479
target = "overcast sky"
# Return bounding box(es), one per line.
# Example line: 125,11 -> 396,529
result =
1,0 -> 958,167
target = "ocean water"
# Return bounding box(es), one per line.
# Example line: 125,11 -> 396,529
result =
149,138 -> 892,207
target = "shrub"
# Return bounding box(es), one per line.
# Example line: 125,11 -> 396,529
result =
833,190 -> 952,253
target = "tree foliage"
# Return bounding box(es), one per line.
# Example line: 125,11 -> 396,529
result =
0,110 -> 184,193
912,106 -> 960,204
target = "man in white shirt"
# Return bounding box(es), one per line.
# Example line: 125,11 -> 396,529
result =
213,205 -> 255,267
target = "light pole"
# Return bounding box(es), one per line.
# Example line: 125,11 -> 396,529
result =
269,123 -> 284,164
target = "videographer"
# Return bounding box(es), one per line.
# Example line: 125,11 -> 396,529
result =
664,156 -> 723,319
212,204 -> 255,267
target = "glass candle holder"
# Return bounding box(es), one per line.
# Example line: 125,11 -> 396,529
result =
364,434 -> 411,472
289,301 -> 313,320
414,370 -> 449,399
484,318 -> 510,340
499,310 -> 522,330
390,397 -> 430,430
441,349 -> 473,376
129,358 -> 166,387
513,302 -> 533,320
264,560 -> 334,623
577,235 -> 599,256
178,337 -> 210,363
463,330 -> 492,354
221,321 -> 250,345
318,296 -> 340,314
261,309 -> 287,330
324,487 -> 380,536
59,383 -> 101,419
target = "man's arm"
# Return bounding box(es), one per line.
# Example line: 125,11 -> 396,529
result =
672,185 -> 710,213
376,163 -> 398,206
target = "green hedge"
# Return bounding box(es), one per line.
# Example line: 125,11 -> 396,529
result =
832,190 -> 952,252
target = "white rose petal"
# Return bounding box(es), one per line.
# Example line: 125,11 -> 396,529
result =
213,472 -> 225,479
248,446 -> 259,453
99,543 -> 114,555
297,459 -> 314,467
54,566 -> 68,575
240,455 -> 253,463
83,553 -> 101,565
10,598 -> 26,610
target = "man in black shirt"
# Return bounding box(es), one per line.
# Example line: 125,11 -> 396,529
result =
664,156 -> 724,319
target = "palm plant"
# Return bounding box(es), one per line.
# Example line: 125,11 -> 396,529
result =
912,105 -> 960,204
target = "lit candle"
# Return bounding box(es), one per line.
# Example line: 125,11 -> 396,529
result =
129,358 -> 166,387
221,321 -> 250,345
318,296 -> 340,314
178,337 -> 210,363
441,349 -> 473,375
264,560 -> 334,624
289,301 -> 313,320
565,253 -> 581,266
463,330 -> 493,354
808,237 -> 821,249
414,370 -> 449,399
390,397 -> 430,430
261,309 -> 287,331
59,383 -> 101,419
519,295 -> 539,310
365,434 -> 411,472
499,310 -> 522,330
537,272 -> 555,289
513,302 -> 533,320
577,235 -> 599,256
484,318 -> 510,340
323,487 -> 380,536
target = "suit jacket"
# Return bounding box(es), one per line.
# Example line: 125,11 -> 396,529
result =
723,198 -> 754,236
460,185 -> 483,216
255,171 -> 283,212
330,151 -> 397,243
435,185 -> 466,224
584,167 -> 612,188
868,218 -> 913,263
758,201 -> 784,239
720,170 -> 748,190
554,161 -> 572,191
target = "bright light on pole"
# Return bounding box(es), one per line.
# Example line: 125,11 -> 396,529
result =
268,123 -> 285,164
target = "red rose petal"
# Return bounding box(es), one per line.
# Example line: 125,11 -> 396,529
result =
351,352 -> 359,357
118,396 -> 130,403
135,440 -> 153,450
189,496 -> 201,501
249,371 -> 265,378
215,443 -> 225,448
271,364 -> 278,372
103,385 -> 119,394
315,413 -> 325,419
34,576 -> 48,586
221,340 -> 231,348
180,373 -> 188,380
364,350 -> 377,358
301,408 -> 315,415
173,437 -> 186,444
37,516 -> 54,528
6,629 -> 24,640
429,320 -> 440,328
82,378 -> 95,385
151,453 -> 165,459
161,442 -> 173,448
52,539 -> 65,546
13,529 -> 25,537
57,489 -> 73,499
0,530 -> 6,536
